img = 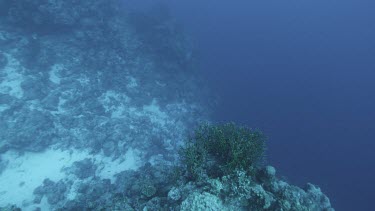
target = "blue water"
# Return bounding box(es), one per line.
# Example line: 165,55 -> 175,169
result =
157,1 -> 375,210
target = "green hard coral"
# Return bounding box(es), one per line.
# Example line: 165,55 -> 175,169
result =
182,123 -> 266,179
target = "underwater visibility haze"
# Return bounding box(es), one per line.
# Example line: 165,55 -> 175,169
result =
162,1 -> 375,210
0,0 -> 374,210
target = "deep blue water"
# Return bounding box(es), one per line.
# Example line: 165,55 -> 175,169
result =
148,0 -> 375,210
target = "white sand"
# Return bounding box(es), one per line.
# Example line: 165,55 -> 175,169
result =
48,64 -> 63,84
0,147 -> 141,210
143,99 -> 168,126
126,76 -> 138,89
98,90 -> 169,127
96,147 -> 141,181
99,90 -> 131,118
0,104 -> 10,112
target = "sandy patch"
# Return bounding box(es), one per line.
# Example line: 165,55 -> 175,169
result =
0,147 -> 141,210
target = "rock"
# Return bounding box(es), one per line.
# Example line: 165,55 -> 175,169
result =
304,183 -> 334,211
0,52 -> 7,69
1,109 -> 55,151
21,77 -> 46,100
180,192 -> 227,211
249,184 -> 275,209
207,179 -> 224,195
0,158 -> 8,175
33,179 -> 68,205
0,93 -> 14,104
264,166 -> 276,178
70,158 -> 97,179
141,184 -> 157,198
143,197 -> 163,211
168,187 -> 181,201
41,93 -> 60,110
258,165 -> 276,182
102,141 -> 115,156
0,205 -> 21,211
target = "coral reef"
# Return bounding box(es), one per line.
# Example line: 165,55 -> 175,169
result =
180,192 -> 227,211
18,161 -> 334,210
0,1 -> 334,210
7,124 -> 331,211
0,0 -> 207,156
181,123 -> 266,179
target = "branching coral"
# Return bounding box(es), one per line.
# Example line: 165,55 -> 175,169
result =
181,123 -> 266,180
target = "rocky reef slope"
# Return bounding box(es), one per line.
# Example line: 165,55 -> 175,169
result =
0,1 -> 333,210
